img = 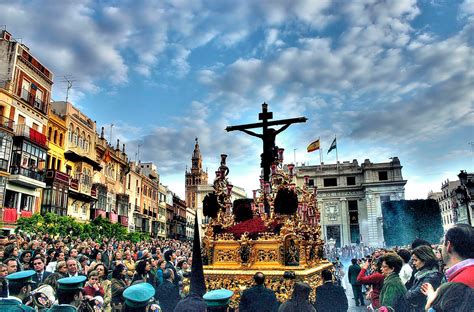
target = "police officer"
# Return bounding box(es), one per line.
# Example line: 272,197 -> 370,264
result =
0,270 -> 36,311
203,288 -> 233,312
122,282 -> 158,312
46,276 -> 86,312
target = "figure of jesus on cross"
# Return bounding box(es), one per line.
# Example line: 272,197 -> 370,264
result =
226,103 -> 307,212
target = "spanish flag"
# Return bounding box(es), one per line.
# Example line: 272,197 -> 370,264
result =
104,150 -> 112,163
307,139 -> 320,152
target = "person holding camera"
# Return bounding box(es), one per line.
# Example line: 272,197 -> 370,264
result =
357,258 -> 384,310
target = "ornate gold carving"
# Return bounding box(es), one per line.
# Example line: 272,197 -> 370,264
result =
216,250 -> 237,262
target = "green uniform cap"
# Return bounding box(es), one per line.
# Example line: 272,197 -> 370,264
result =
6,270 -> 36,284
123,282 -> 155,308
57,276 -> 86,291
203,289 -> 233,307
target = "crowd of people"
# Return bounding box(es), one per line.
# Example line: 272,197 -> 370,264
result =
0,223 -> 473,312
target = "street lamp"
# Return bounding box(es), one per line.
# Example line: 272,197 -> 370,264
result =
456,170 -> 472,226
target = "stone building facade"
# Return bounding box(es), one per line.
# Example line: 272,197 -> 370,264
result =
296,157 -> 406,247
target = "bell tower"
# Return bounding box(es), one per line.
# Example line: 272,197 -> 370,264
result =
185,138 -> 208,210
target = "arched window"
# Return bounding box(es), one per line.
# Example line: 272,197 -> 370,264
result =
59,133 -> 63,147
53,130 -> 58,144
48,127 -> 52,141
69,124 -> 74,142
74,127 -> 79,146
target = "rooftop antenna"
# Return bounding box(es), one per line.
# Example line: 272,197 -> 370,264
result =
60,75 -> 76,103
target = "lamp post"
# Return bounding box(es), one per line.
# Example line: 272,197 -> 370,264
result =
455,170 -> 472,226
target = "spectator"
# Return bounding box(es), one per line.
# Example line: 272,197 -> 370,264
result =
357,258 -> 384,309
156,260 -> 166,286
406,245 -> 443,311
19,250 -> 32,271
397,249 -> 413,286
156,268 -> 180,312
0,263 -> 8,297
111,264 -> 128,312
83,270 -> 105,299
239,272 -> 279,312
348,258 -> 365,306
379,253 -> 408,311
43,260 -> 68,291
31,255 -> 51,290
314,269 -> 348,312
279,281 -> 314,312
441,223 -> 474,287
94,263 -> 112,312
4,257 -> 18,274
46,251 -> 65,273
90,251 -> 103,269
103,244 -> 115,271
123,250 -> 135,279
422,282 -> 474,312
66,258 -> 82,277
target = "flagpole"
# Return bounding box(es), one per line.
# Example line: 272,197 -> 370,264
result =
335,135 -> 339,171
318,136 -> 322,166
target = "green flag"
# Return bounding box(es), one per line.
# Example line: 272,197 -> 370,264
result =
327,137 -> 337,154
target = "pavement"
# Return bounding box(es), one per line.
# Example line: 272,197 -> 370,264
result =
340,264 -> 369,312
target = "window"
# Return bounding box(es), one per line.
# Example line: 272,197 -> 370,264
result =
59,133 -> 63,147
347,176 -> 356,185
53,130 -> 58,144
69,124 -> 73,142
18,115 -> 25,125
308,179 -> 314,187
378,171 -> 388,181
21,79 -> 30,101
323,178 -> 337,187
74,127 -> 79,146
48,127 -> 52,140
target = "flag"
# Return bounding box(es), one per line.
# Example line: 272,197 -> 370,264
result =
327,137 -> 337,154
307,139 -> 320,153
103,150 -> 112,163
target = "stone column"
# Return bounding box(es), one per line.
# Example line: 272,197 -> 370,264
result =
340,197 -> 350,246
365,193 -> 378,247
16,192 -> 22,212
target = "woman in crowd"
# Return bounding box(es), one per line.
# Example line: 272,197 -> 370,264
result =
79,255 -> 90,276
405,245 -> 443,311
422,282 -> 474,312
90,251 -> 103,269
132,259 -> 155,286
94,263 -> 112,312
19,250 -> 33,270
155,260 -> 166,286
111,264 -> 128,312
43,260 -> 68,291
379,253 -> 408,311
357,258 -> 384,310
123,250 -> 135,280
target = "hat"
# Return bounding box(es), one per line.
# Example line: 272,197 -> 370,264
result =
123,282 -> 155,308
57,276 -> 87,291
6,270 -> 36,284
203,289 -> 233,307
190,214 -> 206,297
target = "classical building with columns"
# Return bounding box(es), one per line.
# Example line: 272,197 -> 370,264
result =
295,157 -> 406,247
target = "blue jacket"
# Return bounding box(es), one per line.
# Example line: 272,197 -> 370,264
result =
315,282 -> 348,312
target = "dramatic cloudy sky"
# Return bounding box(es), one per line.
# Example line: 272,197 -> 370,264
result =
1,0 -> 472,199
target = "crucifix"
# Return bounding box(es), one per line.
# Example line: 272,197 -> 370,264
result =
226,103 -> 307,212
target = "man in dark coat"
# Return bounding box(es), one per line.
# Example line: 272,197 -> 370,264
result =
348,258 -> 365,306
101,244 -> 114,271
31,255 -> 52,290
239,272 -> 279,312
156,269 -> 180,312
163,249 -> 181,287
315,269 -> 348,312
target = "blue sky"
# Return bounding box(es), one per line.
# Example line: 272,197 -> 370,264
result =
1,0 -> 472,199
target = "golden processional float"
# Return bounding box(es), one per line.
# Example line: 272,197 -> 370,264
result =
200,105 -> 332,307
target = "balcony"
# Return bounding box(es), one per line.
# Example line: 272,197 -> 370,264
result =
9,166 -> 46,188
134,205 -> 141,212
107,211 -> 118,223
45,170 -> 70,185
0,208 -> 33,223
0,115 -> 14,132
20,89 -> 47,114
91,209 -> 106,220
119,215 -> 128,227
14,124 -> 47,148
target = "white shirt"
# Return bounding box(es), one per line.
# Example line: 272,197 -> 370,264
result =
400,263 -> 413,285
